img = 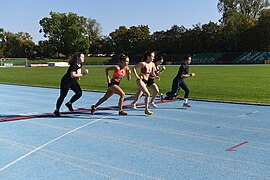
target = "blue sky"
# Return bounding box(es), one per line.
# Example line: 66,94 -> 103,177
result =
1,0 -> 221,43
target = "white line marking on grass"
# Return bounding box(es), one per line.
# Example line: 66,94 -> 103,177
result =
0,115 -> 113,172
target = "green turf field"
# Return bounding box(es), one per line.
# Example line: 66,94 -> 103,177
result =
1,65 -> 270,104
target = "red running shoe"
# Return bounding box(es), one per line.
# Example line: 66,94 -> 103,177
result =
183,103 -> 191,108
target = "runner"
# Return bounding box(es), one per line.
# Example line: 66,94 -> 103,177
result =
125,55 -> 165,108
54,52 -> 88,117
130,51 -> 159,115
91,54 -> 131,115
160,55 -> 195,107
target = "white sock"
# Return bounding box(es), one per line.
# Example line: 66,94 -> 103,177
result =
184,98 -> 188,104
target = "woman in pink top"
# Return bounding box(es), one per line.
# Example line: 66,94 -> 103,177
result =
91,54 -> 131,115
131,51 -> 159,115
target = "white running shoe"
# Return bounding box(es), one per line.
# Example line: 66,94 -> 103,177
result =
149,102 -> 157,108
160,94 -> 164,102
130,102 -> 137,110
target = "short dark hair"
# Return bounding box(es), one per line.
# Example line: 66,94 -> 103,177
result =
153,55 -> 163,63
183,55 -> 191,61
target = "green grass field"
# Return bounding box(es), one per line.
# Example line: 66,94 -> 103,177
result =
1,65 -> 270,104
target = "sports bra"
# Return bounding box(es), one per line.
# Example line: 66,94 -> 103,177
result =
113,69 -> 126,79
141,66 -> 151,74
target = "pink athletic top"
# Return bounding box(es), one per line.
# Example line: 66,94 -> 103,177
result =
113,69 -> 126,79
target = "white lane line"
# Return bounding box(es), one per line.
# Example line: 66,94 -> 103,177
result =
24,120 -> 270,167
239,111 -> 260,118
1,133 -> 269,180
0,115 -> 112,172
27,115 -> 270,151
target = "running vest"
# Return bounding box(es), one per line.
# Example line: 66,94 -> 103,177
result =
141,66 -> 151,74
113,69 -> 126,79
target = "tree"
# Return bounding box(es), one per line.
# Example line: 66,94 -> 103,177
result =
39,11 -> 90,57
151,30 -> 167,53
163,25 -> 186,54
95,36 -> 114,55
238,0 -> 269,19
218,0 -> 270,23
127,25 -> 151,55
200,22 -> 222,52
109,25 -> 151,55
86,18 -> 103,54
2,32 -> 35,58
181,24 -> 204,54
109,26 -> 129,54
217,0 -> 269,52
222,10 -> 254,52
256,9 -> 270,51
36,40 -> 56,58
0,28 -> 4,49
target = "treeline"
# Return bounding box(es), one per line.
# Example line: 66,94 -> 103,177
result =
0,0 -> 269,59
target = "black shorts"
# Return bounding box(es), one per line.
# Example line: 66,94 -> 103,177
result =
108,79 -> 120,87
141,78 -> 148,85
146,78 -> 155,87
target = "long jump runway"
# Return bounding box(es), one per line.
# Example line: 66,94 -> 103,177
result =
0,84 -> 269,179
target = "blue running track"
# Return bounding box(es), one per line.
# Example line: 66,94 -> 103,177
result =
0,84 -> 270,179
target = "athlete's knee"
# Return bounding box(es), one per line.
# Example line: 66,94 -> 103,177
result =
145,92 -> 150,98
120,93 -> 125,100
76,91 -> 82,97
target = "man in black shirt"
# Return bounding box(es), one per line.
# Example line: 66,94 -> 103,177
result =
161,55 -> 195,107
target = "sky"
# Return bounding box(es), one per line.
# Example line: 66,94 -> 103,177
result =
0,0 -> 221,43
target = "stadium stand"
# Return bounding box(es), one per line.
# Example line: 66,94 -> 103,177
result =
191,53 -> 224,64
233,52 -> 268,64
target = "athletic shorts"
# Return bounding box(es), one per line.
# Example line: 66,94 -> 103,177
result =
146,78 -> 154,87
108,79 -> 120,87
141,78 -> 148,85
